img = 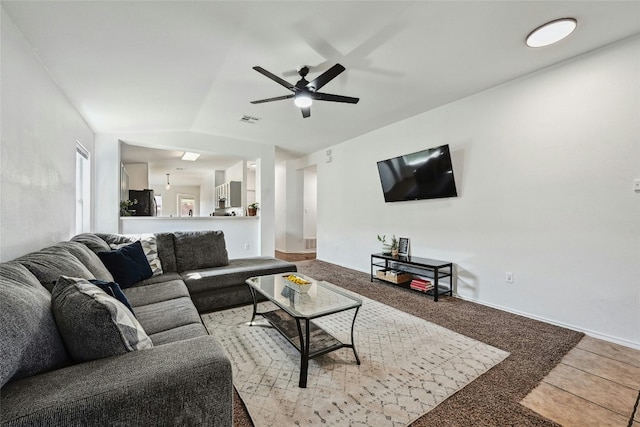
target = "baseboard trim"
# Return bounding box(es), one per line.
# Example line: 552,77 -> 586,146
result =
455,294 -> 640,350
274,250 -> 316,262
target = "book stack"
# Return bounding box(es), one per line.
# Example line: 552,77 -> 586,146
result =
410,278 -> 433,292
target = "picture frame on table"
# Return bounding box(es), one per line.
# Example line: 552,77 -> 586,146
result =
398,237 -> 410,256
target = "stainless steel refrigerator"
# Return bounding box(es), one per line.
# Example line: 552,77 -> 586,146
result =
128,189 -> 157,216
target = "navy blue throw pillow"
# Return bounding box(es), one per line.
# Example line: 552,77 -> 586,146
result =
97,241 -> 152,289
89,279 -> 136,316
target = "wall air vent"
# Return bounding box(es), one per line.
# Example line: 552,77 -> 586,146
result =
240,115 -> 261,124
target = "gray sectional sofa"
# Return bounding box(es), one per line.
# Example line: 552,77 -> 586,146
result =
1,230 -> 296,426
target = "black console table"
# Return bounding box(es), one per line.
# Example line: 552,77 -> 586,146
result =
370,253 -> 453,302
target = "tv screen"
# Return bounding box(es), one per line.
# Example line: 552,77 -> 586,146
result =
376,144 -> 458,202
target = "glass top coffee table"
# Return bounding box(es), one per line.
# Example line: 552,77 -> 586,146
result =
246,273 -> 362,388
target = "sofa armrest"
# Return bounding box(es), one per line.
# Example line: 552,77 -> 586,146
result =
1,336 -> 232,427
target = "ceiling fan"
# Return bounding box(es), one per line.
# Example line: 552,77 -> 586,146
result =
250,63 -> 359,118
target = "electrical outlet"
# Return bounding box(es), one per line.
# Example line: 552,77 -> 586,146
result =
634,178 -> 640,192
506,272 -> 514,283
244,243 -> 249,250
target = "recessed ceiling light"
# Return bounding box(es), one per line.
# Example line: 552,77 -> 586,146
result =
181,152 -> 201,161
526,18 -> 577,48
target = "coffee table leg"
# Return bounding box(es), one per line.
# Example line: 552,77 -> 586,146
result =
248,285 -> 258,324
350,306 -> 361,365
295,318 -> 309,388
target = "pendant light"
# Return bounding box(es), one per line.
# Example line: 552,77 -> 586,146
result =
166,173 -> 171,190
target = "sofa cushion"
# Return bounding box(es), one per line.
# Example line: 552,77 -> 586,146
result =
133,296 -> 203,338
52,241 -> 114,282
147,323 -> 208,346
70,233 -> 111,253
123,278 -> 190,307
173,230 -> 229,271
181,257 -> 296,295
0,263 -> 69,387
134,271 -> 182,287
16,247 -> 96,292
97,241 -> 153,289
155,232 -> 177,273
51,276 -> 153,362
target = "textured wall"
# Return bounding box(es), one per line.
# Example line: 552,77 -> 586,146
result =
1,10 -> 94,261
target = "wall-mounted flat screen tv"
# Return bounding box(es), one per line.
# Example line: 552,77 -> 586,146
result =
376,144 -> 458,202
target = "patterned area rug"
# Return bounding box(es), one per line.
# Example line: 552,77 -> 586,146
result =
203,288 -> 509,427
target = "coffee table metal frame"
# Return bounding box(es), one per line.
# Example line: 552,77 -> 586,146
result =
246,273 -> 361,388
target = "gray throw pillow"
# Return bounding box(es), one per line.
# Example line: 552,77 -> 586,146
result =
51,276 -> 153,362
173,230 -> 229,272
16,247 -> 96,292
52,241 -> 114,282
0,263 -> 69,387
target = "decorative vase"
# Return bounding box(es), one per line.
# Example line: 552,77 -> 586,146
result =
219,200 -> 226,209
391,248 -> 399,257
381,244 -> 392,254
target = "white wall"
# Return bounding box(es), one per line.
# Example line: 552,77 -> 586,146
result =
247,167 -> 256,206
315,36 -> 640,348
151,185 -> 199,217
275,157 -> 321,254
0,9 -> 94,261
200,172 -> 216,216
225,160 -> 244,182
275,161 -> 287,251
303,166 -> 317,240
123,163 -> 149,190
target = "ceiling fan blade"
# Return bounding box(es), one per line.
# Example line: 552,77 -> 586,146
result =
301,107 -> 311,118
253,66 -> 295,91
312,92 -> 359,104
250,94 -> 294,104
306,63 -> 345,91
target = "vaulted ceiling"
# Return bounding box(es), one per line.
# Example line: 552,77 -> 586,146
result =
4,1 -> 640,159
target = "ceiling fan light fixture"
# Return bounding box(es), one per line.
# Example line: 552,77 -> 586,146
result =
526,18 -> 577,48
294,94 -> 313,108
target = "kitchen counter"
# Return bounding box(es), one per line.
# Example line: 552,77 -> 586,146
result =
119,216 -> 260,258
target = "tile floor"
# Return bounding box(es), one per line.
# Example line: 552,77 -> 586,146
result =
521,335 -> 640,426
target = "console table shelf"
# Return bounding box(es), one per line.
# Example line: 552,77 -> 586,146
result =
370,253 -> 453,301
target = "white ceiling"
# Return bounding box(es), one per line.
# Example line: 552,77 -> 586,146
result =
4,1 -> 640,184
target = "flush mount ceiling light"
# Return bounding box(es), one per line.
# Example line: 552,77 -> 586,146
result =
181,152 -> 200,161
526,18 -> 577,48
